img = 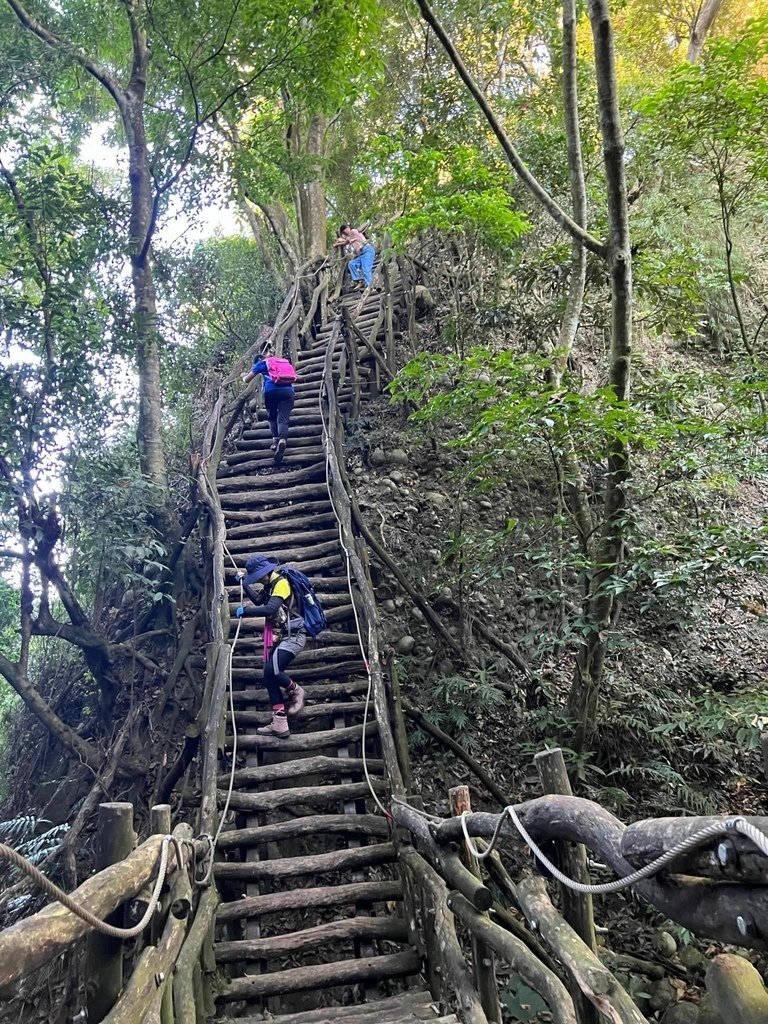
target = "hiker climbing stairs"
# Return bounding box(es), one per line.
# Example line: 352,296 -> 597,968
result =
214,276 -> 453,1022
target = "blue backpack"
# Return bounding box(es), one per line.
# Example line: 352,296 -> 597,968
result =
280,568 -> 327,638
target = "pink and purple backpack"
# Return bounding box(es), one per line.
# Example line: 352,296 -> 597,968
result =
264,356 -> 297,386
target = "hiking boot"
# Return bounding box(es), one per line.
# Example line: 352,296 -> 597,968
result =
284,683 -> 306,716
256,712 -> 289,737
270,438 -> 278,451
273,438 -> 287,465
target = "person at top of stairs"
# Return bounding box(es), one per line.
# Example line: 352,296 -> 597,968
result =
235,555 -> 307,737
241,350 -> 297,465
333,223 -> 375,290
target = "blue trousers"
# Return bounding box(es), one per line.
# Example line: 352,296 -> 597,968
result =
349,244 -> 375,287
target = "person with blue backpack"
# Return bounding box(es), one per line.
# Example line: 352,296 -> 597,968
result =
235,554 -> 327,737
241,351 -> 297,465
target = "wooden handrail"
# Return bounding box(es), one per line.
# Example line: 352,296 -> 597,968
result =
0,834 -> 169,988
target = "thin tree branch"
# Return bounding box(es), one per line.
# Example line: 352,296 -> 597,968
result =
5,0 -> 126,111
412,0 -> 605,257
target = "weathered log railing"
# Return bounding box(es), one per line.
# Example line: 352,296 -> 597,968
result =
389,747 -> 768,1024
0,801 -> 205,1020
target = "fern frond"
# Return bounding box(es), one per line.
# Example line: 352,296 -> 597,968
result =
0,816 -> 45,845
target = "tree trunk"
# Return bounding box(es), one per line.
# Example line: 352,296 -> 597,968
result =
256,198 -> 300,277
687,0 -> 724,62
238,196 -> 279,280
5,0 -> 169,504
551,0 -> 594,558
568,0 -> 633,749
124,90 -> 168,498
302,111 -> 328,258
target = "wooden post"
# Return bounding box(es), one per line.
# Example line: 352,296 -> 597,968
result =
151,804 -> 171,836
382,260 -> 396,374
386,654 -> 413,794
449,786 -> 501,1024
535,749 -> 598,1024
342,308 -> 361,422
86,802 -> 135,1023
760,731 -> 768,786
150,805 -> 174,1023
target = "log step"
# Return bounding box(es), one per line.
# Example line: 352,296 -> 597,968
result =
228,644 -> 362,664
218,450 -> 326,475
228,576 -> 353,596
215,915 -> 408,963
231,701 -> 374,726
229,663 -> 366,682
223,496 -> 333,523
229,659 -> 366,683
229,644 -> 362,664
216,753 -> 382,788
224,512 -> 337,537
216,813 -> 390,849
219,950 -> 422,1001
220,483 -> 333,510
216,879 -> 403,924
216,463 -> 327,491
230,680 -> 369,703
218,779 -> 387,812
227,720 -> 378,751
213,841 -> 395,880
227,592 -> 349,613
228,600 -> 352,621
226,991 -> 449,1023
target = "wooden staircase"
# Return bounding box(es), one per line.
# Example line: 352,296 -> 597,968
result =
215,285 -> 454,1022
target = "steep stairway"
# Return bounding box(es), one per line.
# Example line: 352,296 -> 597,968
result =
215,285 -> 453,1022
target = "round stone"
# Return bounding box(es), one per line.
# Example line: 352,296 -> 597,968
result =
395,635 -> 416,655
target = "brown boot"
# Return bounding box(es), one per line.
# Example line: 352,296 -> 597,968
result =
256,712 -> 289,737
284,683 -> 306,717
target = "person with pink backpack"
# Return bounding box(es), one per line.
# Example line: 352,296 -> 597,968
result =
242,351 -> 298,464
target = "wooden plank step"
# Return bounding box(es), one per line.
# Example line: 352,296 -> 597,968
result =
215,916 -> 408,963
227,588 -> 350,609
223,544 -> 340,568
217,879 -> 402,924
234,429 -> 326,448
229,644 -> 362,664
227,991 -> 444,1024
225,512 -> 337,538
216,753 -> 381,787
213,841 -> 395,880
227,604 -> 352,630
227,576 -> 352,597
252,410 -> 324,426
228,602 -> 352,624
216,813 -> 389,849
230,681 -> 368,703
229,436 -> 324,455
223,497 -> 333,523
227,720 -> 378,752
231,702 -> 373,727
218,779 -> 386,812
219,950 -> 422,1001
218,450 -> 326,475
216,463 -> 327,492
230,645 -> 363,666
229,660 -> 366,683
226,592 -> 349,613
220,482 -> 330,509
223,536 -> 338,561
